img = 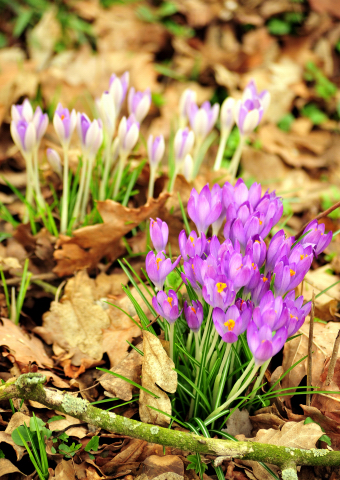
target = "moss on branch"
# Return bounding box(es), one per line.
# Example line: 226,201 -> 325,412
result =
2,373 -> 340,476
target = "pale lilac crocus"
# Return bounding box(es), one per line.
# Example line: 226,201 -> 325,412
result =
300,220 -> 332,256
234,98 -> 263,136
128,87 -> 151,123
109,71 -> 129,113
147,134 -> 165,198
188,101 -> 219,140
174,128 -> 195,165
96,91 -> 117,139
178,230 -> 206,259
243,79 -> 271,113
10,119 -> 36,154
46,148 -> 62,177
53,103 -> 77,148
213,304 -> 251,343
202,275 -> 235,311
187,184 -> 223,234
76,113 -> 103,158
179,89 -> 197,128
184,300 -> 203,333
11,98 -> 33,123
152,290 -> 182,324
146,251 -> 181,291
284,291 -> 311,337
150,218 -> 169,253
32,107 -> 48,143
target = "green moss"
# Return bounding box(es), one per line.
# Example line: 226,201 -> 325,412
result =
61,394 -> 88,415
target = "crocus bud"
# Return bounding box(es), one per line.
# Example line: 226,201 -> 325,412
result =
118,115 -> 140,156
179,89 -> 197,127
220,97 -> 235,135
128,87 -> 151,123
53,103 -> 77,147
32,106 -> 48,143
76,113 -> 103,158
109,71 -> 129,113
174,128 -> 195,165
247,321 -> 287,366
184,300 -> 203,333
147,134 -> 165,167
46,148 -> 62,177
150,218 -> 169,253
11,98 -> 33,123
188,101 -> 219,139
10,120 -> 36,154
152,290 -> 182,324
96,91 -> 116,139
181,154 -> 194,182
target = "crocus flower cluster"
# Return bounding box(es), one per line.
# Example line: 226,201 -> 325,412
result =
147,179 -> 332,366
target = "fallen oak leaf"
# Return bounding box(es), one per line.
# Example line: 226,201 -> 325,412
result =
53,192 -> 170,277
139,331 -> 177,426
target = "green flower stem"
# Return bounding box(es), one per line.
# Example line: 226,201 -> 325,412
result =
148,165 -> 156,199
212,342 -> 232,408
206,328 -> 219,365
206,363 -> 259,421
213,130 -> 229,172
60,146 -> 69,234
80,154 -> 96,221
72,155 -> 88,226
169,322 -> 175,361
3,373 -> 340,475
99,139 -> 113,201
32,148 -> 45,209
192,136 -> 204,178
113,152 -> 128,199
227,357 -> 255,400
186,330 -> 193,352
168,165 -> 180,193
228,135 -> 246,181
23,152 -> 34,223
249,358 -> 270,401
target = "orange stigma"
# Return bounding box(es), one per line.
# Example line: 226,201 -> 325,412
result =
191,307 -> 196,314
224,319 -> 235,331
60,114 -> 65,120
262,276 -> 268,282
189,236 -> 195,246
290,269 -> 295,276
156,258 -> 162,270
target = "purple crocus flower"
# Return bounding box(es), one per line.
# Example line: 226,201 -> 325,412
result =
128,87 -> 151,123
220,97 -> 235,135
246,272 -> 271,306
179,89 -> 197,127
188,100 -> 220,139
32,107 -> 48,143
256,192 -> 283,234
234,98 -> 262,136
245,235 -> 266,269
174,128 -> 195,164
147,134 -> 165,167
221,251 -> 253,292
253,291 -> 288,331
10,119 -> 36,154
53,103 -> 77,147
181,259 -> 202,297
179,230 -> 207,259
109,71 -> 129,113
273,247 -> 313,297
213,304 -> 252,343
187,184 -> 223,234
96,91 -> 116,138
76,113 -> 103,157
11,98 -> 33,123
247,321 -> 287,366
46,148 -> 62,177
235,298 -> 254,315
184,300 -> 203,332
211,184 -> 226,236
118,114 -> 140,155
152,290 -> 182,324
300,220 -> 332,256
202,275 -> 235,310
150,218 -> 169,253
226,213 -> 265,252
243,79 -> 271,113
265,230 -> 294,275
146,251 -> 181,291
284,291 -> 311,337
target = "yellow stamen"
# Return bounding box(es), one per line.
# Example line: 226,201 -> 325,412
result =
167,297 -> 173,306
216,282 -> 227,293
290,269 -> 295,277
156,258 -> 162,270
236,264 -> 243,271
262,276 -> 268,282
255,240 -> 260,244
189,236 -> 195,247
290,313 -> 297,321
300,254 -> 308,260
251,262 -> 256,270
259,219 -> 263,225
224,319 -> 235,331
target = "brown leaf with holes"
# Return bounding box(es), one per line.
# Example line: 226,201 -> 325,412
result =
139,331 -> 177,426
53,193 -> 170,276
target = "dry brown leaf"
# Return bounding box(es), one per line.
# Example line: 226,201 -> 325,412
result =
36,270 -> 140,374
101,438 -> 147,475
223,409 -> 252,437
53,193 -> 170,276
100,342 -> 143,401
50,458 -> 76,480
303,265 -> 340,306
282,320 -> 340,406
5,412 -> 30,435
143,455 -> 184,479
0,458 -> 25,478
0,318 -> 53,368
48,414 -> 87,438
139,331 -> 177,426
0,431 -> 25,461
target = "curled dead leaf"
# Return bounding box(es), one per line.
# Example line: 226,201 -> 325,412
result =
53,192 -> 170,277
139,331 -> 177,426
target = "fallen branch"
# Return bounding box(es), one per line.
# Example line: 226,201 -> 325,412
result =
2,373 -> 340,480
